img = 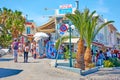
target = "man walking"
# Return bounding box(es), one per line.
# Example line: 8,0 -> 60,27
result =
12,38 -> 19,62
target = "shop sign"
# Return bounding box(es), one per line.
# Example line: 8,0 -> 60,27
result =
59,4 -> 72,9
59,4 -> 72,14
59,8 -> 72,14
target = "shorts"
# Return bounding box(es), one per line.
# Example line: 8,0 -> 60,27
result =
13,50 -> 18,58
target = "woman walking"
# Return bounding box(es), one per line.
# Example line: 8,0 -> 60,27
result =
18,39 -> 23,56
32,41 -> 37,59
23,42 -> 30,63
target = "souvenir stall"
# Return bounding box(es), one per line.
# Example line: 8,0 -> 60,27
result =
34,32 -> 49,56
45,39 -> 57,59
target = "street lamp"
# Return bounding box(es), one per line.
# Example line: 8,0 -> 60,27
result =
75,0 -> 79,10
69,25 -> 72,67
68,24 -> 75,67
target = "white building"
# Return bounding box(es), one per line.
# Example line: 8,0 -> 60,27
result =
107,23 -> 117,48
92,16 -> 117,51
116,32 -> 120,49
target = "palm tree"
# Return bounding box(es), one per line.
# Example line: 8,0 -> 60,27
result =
0,8 -> 25,38
66,10 -> 87,70
0,7 -> 25,47
83,8 -> 114,68
0,8 -> 13,47
55,36 -> 69,50
10,10 -> 25,38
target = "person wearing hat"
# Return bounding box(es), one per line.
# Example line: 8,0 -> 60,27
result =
12,38 -> 19,62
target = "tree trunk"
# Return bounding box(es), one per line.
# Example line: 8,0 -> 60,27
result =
84,47 -> 92,69
75,38 -> 85,70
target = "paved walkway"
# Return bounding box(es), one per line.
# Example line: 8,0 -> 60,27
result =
1,54 -> 120,80
0,54 -> 81,80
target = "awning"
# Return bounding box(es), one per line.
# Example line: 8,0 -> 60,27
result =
64,38 -> 79,43
92,42 -> 104,47
36,18 -> 55,33
37,29 -> 55,33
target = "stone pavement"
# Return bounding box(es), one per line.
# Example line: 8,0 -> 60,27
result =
1,54 -> 120,80
0,54 -> 81,80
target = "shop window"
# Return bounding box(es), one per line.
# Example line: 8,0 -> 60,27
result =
26,27 -> 31,34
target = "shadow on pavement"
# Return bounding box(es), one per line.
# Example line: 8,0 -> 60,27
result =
18,61 -> 40,63
0,68 -> 23,78
0,58 -> 13,62
57,63 -> 69,67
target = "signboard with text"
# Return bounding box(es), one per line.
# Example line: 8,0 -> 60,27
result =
59,8 -> 72,14
57,4 -> 73,15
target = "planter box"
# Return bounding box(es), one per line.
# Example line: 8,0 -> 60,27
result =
81,67 -> 99,76
57,65 -> 99,75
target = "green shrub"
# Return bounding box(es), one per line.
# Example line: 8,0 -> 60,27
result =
64,47 -> 76,59
64,51 -> 69,59
64,47 -> 69,59
103,58 -> 120,67
109,58 -> 120,67
103,60 -> 115,67
72,52 -> 76,59
64,51 -> 76,59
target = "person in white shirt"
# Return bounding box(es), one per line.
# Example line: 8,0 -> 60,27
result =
106,49 -> 112,60
23,42 -> 30,63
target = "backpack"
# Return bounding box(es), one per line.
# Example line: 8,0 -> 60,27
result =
13,42 -> 18,50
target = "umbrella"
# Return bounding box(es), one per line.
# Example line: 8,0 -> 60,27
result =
34,37 -> 41,42
34,32 -> 49,38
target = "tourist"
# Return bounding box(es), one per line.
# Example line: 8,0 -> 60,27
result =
97,50 -> 105,66
31,40 -> 34,57
18,39 -> 23,56
32,41 -> 37,59
23,42 -> 30,63
106,49 -> 112,60
36,43 -> 40,58
12,38 -> 19,62
117,52 -> 120,59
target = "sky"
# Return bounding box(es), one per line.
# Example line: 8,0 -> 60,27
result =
0,0 -> 120,32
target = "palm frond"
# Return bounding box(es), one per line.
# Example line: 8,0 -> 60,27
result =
55,36 -> 69,50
